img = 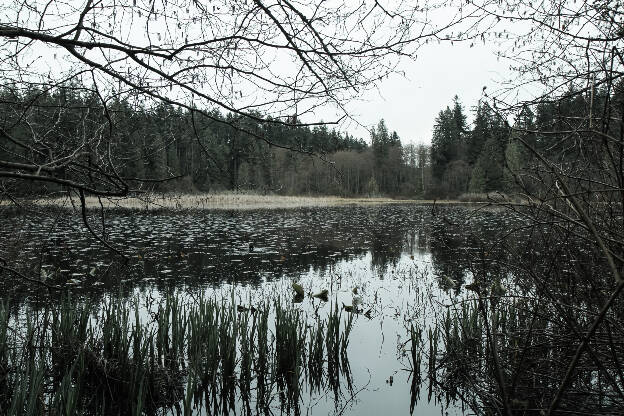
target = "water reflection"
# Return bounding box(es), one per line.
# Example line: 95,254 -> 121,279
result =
4,204 -> 615,415
1,206 -> 518,291
0,205 -> 483,415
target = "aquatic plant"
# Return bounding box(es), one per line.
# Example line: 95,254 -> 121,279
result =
422,292 -> 624,415
0,292 -> 356,415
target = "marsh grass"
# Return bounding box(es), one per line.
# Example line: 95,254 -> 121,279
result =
408,324 -> 423,414
2,294 -> 355,415
21,192 -> 466,212
274,299 -> 306,414
0,302 -> 10,412
423,295 -> 624,414
456,192 -> 525,204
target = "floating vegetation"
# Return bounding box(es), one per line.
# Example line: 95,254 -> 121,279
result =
291,282 -> 305,297
3,204 -> 622,415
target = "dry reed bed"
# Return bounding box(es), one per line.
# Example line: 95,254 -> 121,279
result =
20,193 -> 465,211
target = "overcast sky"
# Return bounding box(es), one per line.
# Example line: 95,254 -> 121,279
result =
331,41 -> 511,146
2,1 -> 518,148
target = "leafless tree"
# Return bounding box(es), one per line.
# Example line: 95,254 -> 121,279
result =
0,0 -> 476,283
3,1 -> 624,412
424,1 -> 624,414
0,0 -> 479,198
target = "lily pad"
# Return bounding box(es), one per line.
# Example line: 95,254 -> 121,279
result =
292,282 -> 304,296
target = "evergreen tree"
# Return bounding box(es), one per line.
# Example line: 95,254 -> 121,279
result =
471,134 -> 505,192
372,119 -> 390,159
370,119 -> 403,194
0,85 -> 424,197
431,96 -> 468,194
451,95 -> 468,160
514,105 -> 536,149
467,103 -> 492,165
431,107 -> 455,181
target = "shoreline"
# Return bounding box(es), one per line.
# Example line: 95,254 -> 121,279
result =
2,193 -> 490,211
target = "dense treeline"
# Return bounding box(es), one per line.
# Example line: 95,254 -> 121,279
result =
430,95 -> 511,197
428,87 -> 624,198
0,86 -> 430,197
2,86 -> 620,199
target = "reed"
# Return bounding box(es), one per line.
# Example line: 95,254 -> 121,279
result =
8,358 -> 46,416
238,309 -> 253,414
408,323 -> 423,414
0,302 -> 10,412
307,320 -> 325,393
30,192 -> 431,212
274,299 -> 306,412
2,292 -> 356,415
326,304 -> 339,397
421,293 -> 624,414
217,296 -> 237,412
187,295 -> 218,385
254,302 -> 271,413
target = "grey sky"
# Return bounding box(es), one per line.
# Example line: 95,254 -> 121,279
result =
1,0 -> 521,148
331,42 -> 511,146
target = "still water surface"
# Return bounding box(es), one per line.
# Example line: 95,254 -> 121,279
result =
1,204 -> 518,415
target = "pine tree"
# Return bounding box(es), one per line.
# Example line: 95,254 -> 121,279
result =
431,107 -> 455,181
467,103 -> 492,165
473,134 -> 505,192
451,95 -> 468,160
431,96 -> 467,193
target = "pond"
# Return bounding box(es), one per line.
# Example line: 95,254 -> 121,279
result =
0,203 -> 620,415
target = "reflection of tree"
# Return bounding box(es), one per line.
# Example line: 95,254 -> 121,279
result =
423,207 -> 624,415
403,211 -> 431,255
3,205 -> 531,296
427,208 -> 515,292
365,206 -> 407,272
369,232 -> 401,273
429,222 -> 468,291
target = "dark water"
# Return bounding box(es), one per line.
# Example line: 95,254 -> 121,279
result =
0,204 -> 534,414
3,204 -> 514,289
